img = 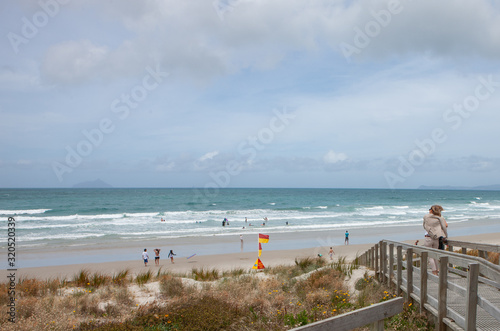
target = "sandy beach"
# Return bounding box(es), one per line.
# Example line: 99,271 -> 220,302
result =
5,231 -> 500,281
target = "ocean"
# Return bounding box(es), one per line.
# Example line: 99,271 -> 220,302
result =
2,188 -> 500,267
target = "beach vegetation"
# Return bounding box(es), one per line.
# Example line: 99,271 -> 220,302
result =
135,270 -> 153,285
387,301 -> 431,330
191,267 -> 220,281
294,256 -> 326,272
159,274 -> 184,297
222,267 -> 245,277
1,261 -> 435,331
73,269 -> 91,287
112,269 -> 130,286
91,272 -> 110,288
17,277 -> 47,297
332,256 -> 358,277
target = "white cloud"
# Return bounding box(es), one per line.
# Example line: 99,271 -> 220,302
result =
323,150 -> 348,164
155,162 -> 176,172
198,151 -> 219,162
32,0 -> 500,85
41,40 -> 109,84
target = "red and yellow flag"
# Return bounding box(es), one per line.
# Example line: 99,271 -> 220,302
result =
252,258 -> 265,269
258,233 -> 269,243
258,242 -> 262,257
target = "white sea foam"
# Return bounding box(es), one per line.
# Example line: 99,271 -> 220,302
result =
0,209 -> 51,215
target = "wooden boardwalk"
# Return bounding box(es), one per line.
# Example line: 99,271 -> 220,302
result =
408,268 -> 500,331
360,240 -> 500,331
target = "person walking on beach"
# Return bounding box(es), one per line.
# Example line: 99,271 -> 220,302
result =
142,248 -> 149,267
423,205 -> 448,275
329,247 -> 335,260
154,248 -> 161,266
168,249 -> 176,263
345,231 -> 349,245
240,234 -> 244,252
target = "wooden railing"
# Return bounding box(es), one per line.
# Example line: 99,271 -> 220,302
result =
446,239 -> 500,263
291,297 -> 403,331
359,240 -> 500,331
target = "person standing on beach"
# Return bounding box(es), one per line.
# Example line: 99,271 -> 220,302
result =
345,231 -> 349,245
423,205 -> 448,275
154,248 -> 161,266
329,247 -> 335,260
240,234 -> 244,252
142,248 -> 149,267
168,249 -> 176,263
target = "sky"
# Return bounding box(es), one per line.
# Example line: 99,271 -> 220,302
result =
1,0 -> 500,189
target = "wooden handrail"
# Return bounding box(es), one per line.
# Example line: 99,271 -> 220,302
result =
291,297 -> 403,331
359,239 -> 500,331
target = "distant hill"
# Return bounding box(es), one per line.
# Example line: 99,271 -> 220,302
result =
418,184 -> 500,191
72,179 -> 113,188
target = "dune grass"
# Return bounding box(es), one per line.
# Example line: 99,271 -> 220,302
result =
135,269 -> 153,285
0,257 -> 433,330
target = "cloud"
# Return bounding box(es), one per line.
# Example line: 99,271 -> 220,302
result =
32,0 -> 500,85
323,150 -> 348,164
41,40 -> 109,84
198,151 -> 219,162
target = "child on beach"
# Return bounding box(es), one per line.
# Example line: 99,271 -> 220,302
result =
329,247 -> 335,260
154,248 -> 161,266
168,250 -> 176,263
142,248 -> 149,266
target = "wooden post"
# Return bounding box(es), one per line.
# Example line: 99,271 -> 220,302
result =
448,244 -> 454,269
406,248 -> 413,303
370,320 -> 384,331
438,256 -> 449,331
375,244 -> 379,280
462,247 -> 467,255
419,252 -> 428,314
371,247 -> 375,269
379,241 -> 384,283
397,245 -> 402,296
465,263 -> 479,331
389,243 -> 394,289
382,242 -> 387,284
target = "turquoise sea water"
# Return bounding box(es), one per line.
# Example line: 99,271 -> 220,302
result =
2,188 -> 500,253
